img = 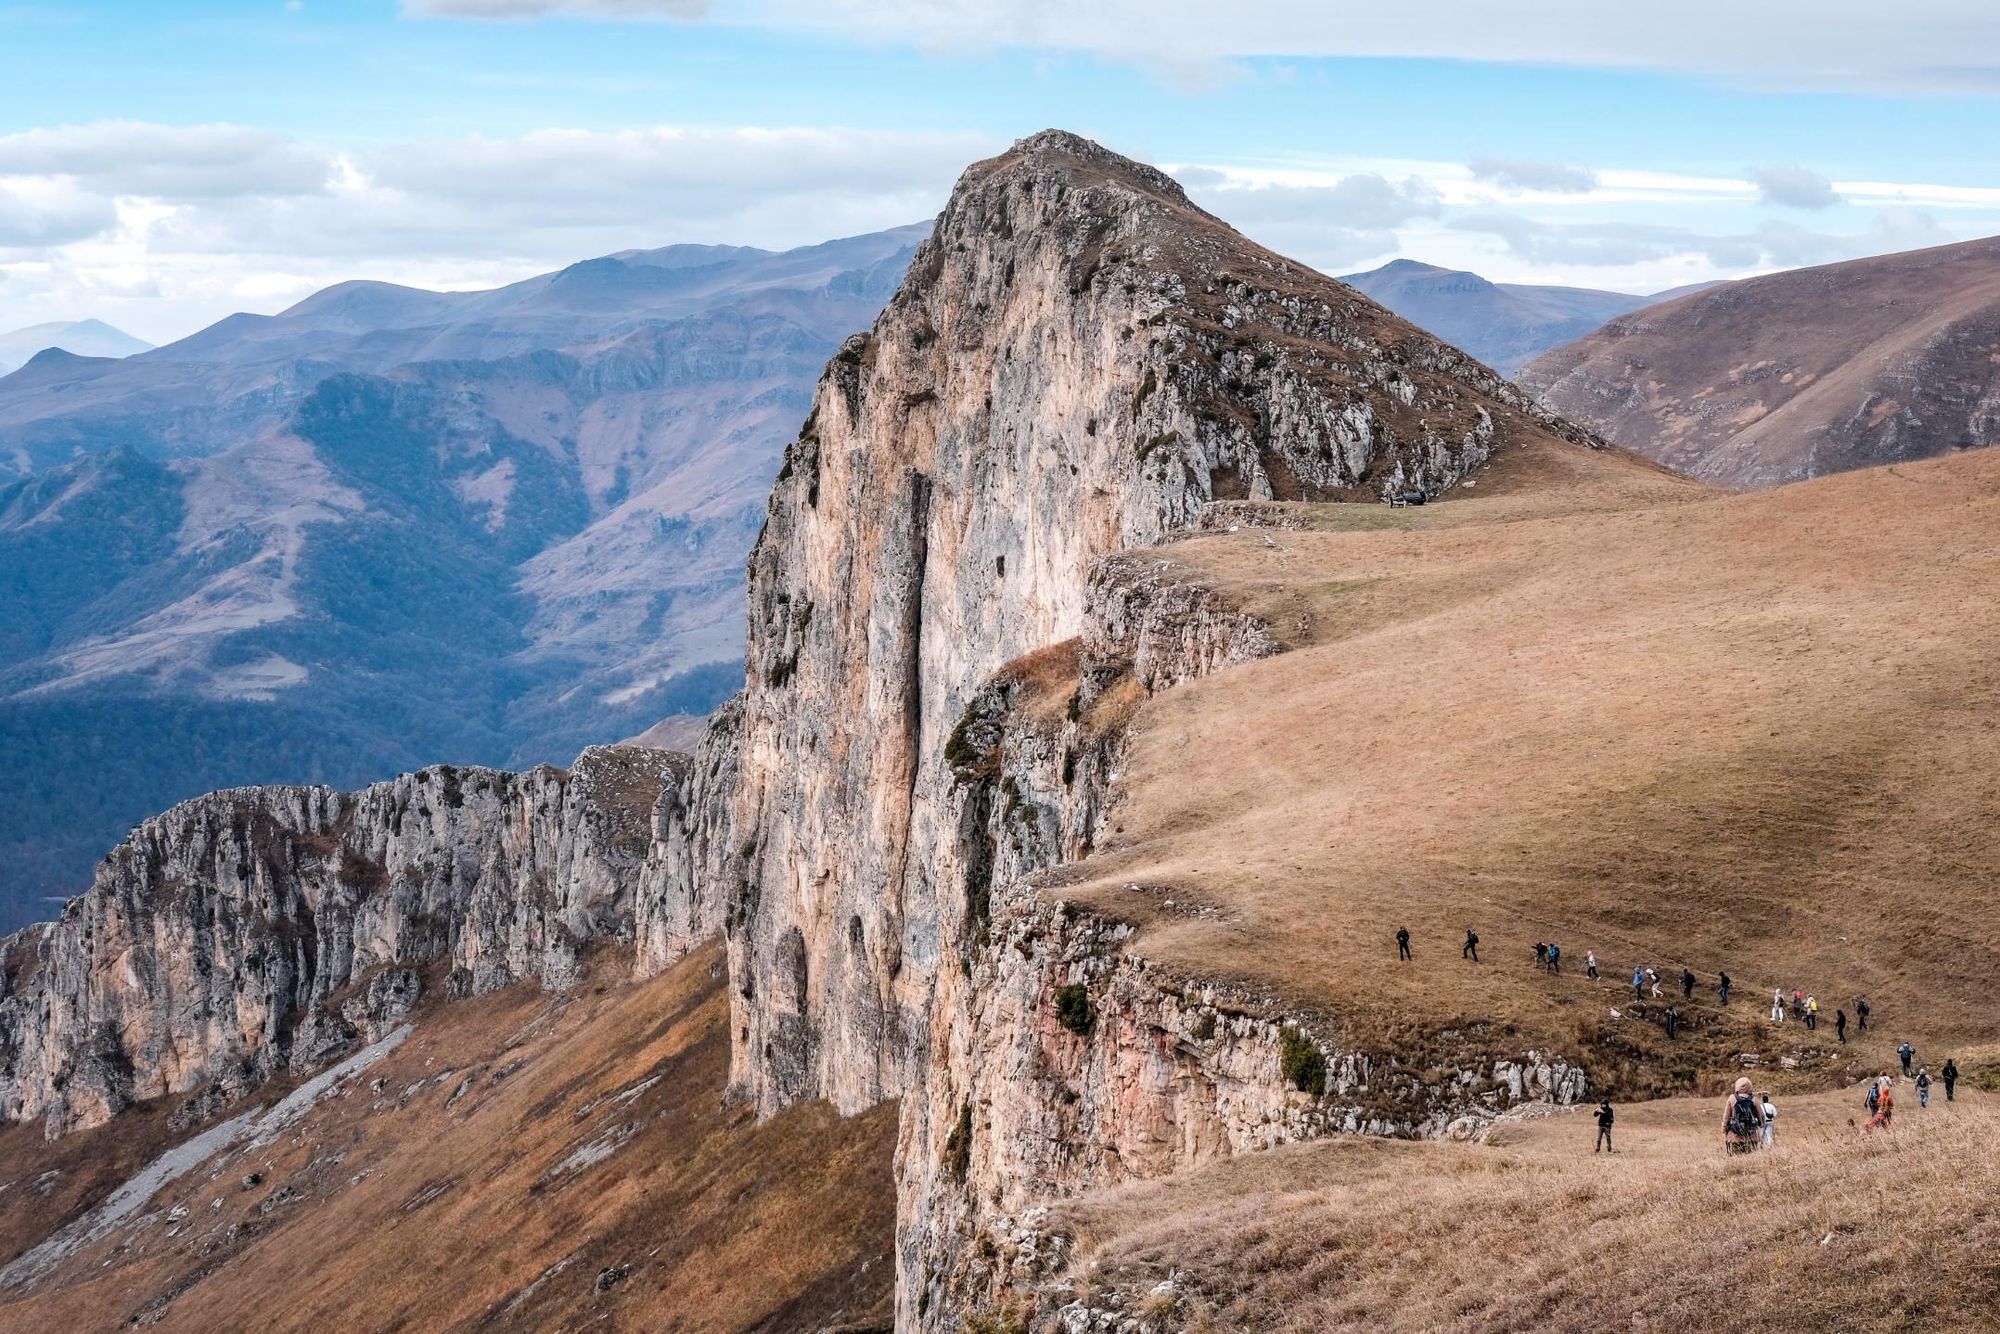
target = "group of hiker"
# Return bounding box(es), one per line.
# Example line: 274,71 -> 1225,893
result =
1766,987 -> 1870,1040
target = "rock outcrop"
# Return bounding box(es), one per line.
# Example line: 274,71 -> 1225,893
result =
0,745 -> 684,1135
705,129 -> 1592,1124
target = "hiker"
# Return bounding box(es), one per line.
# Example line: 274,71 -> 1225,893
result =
1397,926 -> 1411,961
1718,972 -> 1732,1005
1806,995 -> 1818,1031
1681,967 -> 1696,1000
1898,1041 -> 1915,1077
1791,989 -> 1806,1021
1723,1077 -> 1763,1153
1856,996 -> 1871,1031
1585,949 -> 1598,980
1916,1067 -> 1932,1109
1534,941 -> 1548,968
1771,988 -> 1786,1024
1866,1078 -> 1881,1116
1761,1092 -> 1777,1149
1595,1099 -> 1615,1153
1865,1076 -> 1895,1134
1943,1059 -> 1959,1102
1836,1008 -> 1848,1043
1648,968 -> 1663,999
1463,928 -> 1479,962
1665,1003 -> 1680,1039
1547,943 -> 1561,974
1632,966 -> 1646,1002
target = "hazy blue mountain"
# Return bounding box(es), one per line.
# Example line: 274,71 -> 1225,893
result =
0,319 -> 152,376
1339,259 -> 1719,377
0,226 -> 926,929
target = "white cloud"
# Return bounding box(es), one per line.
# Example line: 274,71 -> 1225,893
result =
403,0 -> 2000,94
1449,207 -> 1956,271
0,122 -> 991,341
1468,157 -> 1598,195
1176,168 -> 1441,270
1753,166 -> 1842,209
0,122 -> 335,200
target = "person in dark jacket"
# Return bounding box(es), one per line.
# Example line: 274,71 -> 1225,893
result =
1397,926 -> 1411,961
1856,996 -> 1871,1031
1835,1008 -> 1848,1043
1463,928 -> 1479,962
1665,1003 -> 1681,1039
1942,1059 -> 1959,1102
1595,1100 -> 1615,1153
1681,968 -> 1696,1000
1718,971 -> 1731,1005
1535,941 -> 1548,967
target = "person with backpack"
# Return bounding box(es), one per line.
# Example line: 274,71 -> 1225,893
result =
1463,928 -> 1479,962
1805,995 -> 1819,1031
1633,966 -> 1646,1003
1915,1067 -> 1932,1108
1397,926 -> 1411,961
1595,1100 -> 1615,1153
1836,1008 -> 1848,1043
1724,1077 -> 1763,1153
1943,1059 -> 1959,1102
1761,1092 -> 1777,1149
1866,1079 -> 1880,1116
1535,941 -> 1548,968
1718,971 -> 1731,1005
1681,967 -> 1696,1000
1898,1041 -> 1915,1077
1665,1003 -> 1680,1039
1771,988 -> 1786,1024
1866,1076 -> 1895,1133
1648,968 -> 1663,999
1585,949 -> 1598,980
1856,996 -> 1870,1031
1547,943 -> 1561,974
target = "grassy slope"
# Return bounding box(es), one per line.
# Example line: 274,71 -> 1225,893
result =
1051,1086 -> 2000,1332
1061,438 -> 2000,1097
0,945 -> 898,1333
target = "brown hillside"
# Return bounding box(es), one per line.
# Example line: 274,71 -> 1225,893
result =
1519,235 -> 2000,488
1055,441 -> 2000,1098
1041,1085 -> 2000,1331
0,945 -> 898,1333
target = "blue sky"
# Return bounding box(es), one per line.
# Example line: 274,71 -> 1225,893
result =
4,0 -> 1999,342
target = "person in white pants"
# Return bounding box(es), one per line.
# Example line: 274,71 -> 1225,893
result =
1761,1094 -> 1777,1148
1771,988 -> 1785,1023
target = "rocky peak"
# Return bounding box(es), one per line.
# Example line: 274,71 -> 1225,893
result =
716,130 -> 1595,1119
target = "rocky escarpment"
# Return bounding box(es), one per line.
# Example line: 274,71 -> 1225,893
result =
896,554 -> 1584,1328
712,129 -> 1596,1124
0,745 -> 685,1136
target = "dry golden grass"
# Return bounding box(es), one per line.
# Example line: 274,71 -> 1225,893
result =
1062,442 -> 2000,1094
1054,1086 -> 2000,1332
0,945 -> 897,1333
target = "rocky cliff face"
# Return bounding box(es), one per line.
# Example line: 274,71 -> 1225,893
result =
0,745 -> 683,1135
715,129 -> 1593,1123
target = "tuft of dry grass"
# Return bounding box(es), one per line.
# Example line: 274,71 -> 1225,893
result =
1050,1087 -> 2000,1332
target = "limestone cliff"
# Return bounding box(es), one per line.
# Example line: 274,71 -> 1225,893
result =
714,129 -> 1593,1122
0,745 -> 683,1135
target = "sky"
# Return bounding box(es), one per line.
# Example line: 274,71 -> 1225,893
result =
3,1 -> 1999,344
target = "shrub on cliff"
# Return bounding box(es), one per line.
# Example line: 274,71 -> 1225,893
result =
1055,983 -> 1094,1035
1281,1027 -> 1328,1096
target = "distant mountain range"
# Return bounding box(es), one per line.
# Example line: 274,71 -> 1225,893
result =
1339,259 -> 1718,376
0,319 -> 152,376
0,226 -> 925,929
1520,235 -> 2000,487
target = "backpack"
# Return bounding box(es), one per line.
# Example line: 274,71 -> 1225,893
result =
1728,1094 -> 1761,1138
1866,1084 -> 1880,1112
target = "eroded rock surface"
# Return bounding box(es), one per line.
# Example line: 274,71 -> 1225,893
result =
0,745 -> 683,1135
